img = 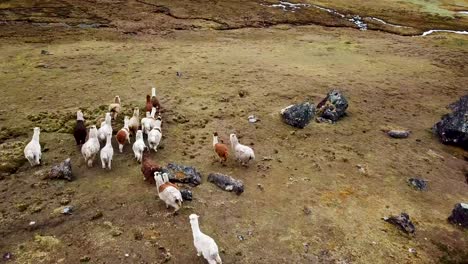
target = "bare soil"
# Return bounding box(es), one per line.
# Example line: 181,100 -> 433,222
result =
0,1 -> 467,263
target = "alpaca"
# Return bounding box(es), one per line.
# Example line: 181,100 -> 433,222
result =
108,95 -> 121,120
128,108 -> 140,136
230,134 -> 255,166
115,116 -> 130,153
142,107 -> 157,135
98,113 -> 112,143
24,127 -> 41,166
212,132 -> 228,163
189,214 -> 222,264
148,116 -> 162,152
151,87 -> 161,113
73,110 -> 87,145
132,130 -> 147,163
100,132 -> 114,169
81,125 -> 100,167
154,172 -> 183,212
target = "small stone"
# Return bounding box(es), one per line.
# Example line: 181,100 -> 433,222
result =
80,256 -> 90,262
303,206 -> 312,215
60,197 -> 71,205
237,235 -> 245,241
35,63 -> 48,68
16,203 -> 29,212
387,130 -> 410,139
31,205 -> 43,213
133,230 -> 143,240
62,206 -> 73,215
90,211 -> 103,220
238,90 -> 247,98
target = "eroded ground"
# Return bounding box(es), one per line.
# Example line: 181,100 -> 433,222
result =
0,1 -> 467,264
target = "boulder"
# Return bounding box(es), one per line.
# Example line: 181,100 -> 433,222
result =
448,203 -> 468,228
316,89 -> 348,122
407,178 -> 427,191
433,95 -> 468,149
383,212 -> 415,234
207,173 -> 244,195
47,158 -> 73,181
161,163 -> 202,186
280,102 -> 315,129
180,189 -> 193,201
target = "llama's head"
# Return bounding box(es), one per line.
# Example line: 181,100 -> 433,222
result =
136,130 -> 143,140
145,112 -> 151,118
229,134 -> 238,145
105,113 -> 112,123
77,110 -> 84,121
189,214 -> 199,223
146,94 -> 151,102
133,108 -> 139,117
114,96 -> 121,104
89,125 -> 98,137
154,171 -> 164,187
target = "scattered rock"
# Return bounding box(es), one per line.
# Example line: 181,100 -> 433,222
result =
62,206 -> 73,215
237,235 -> 245,241
180,189 -> 193,201
60,197 -> 71,205
248,115 -> 259,123
31,205 -> 44,213
16,203 -> 29,212
316,89 -> 348,123
433,95 -> 468,149
280,102 -> 316,129
35,63 -> 48,68
161,163 -> 202,186
3,252 -> 12,261
90,211 -> 103,220
303,206 -> 312,215
47,158 -> 73,181
80,256 -> 91,262
133,229 -> 143,240
238,90 -> 247,98
257,184 -> 264,191
207,173 -> 244,195
387,130 -> 411,139
448,203 -> 468,228
41,50 -> 52,55
383,213 -> 415,234
407,178 -> 427,191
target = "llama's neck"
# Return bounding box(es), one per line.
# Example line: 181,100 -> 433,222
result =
32,131 -> 40,142
133,110 -> 139,118
105,116 -> 111,125
213,135 -> 219,146
124,120 -> 129,129
190,221 -> 201,236
151,88 -> 156,97
150,108 -> 156,118
231,138 -> 238,149
105,135 -> 112,146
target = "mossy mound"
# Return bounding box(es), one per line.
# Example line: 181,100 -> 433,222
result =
0,140 -> 26,173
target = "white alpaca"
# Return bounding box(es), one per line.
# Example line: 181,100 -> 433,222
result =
24,127 -> 42,166
132,130 -> 147,163
154,172 -> 183,212
116,116 -> 130,153
98,112 -> 112,143
128,107 -> 140,135
81,125 -> 100,167
230,134 -> 255,166
142,107 -> 157,135
189,214 -> 222,264
108,95 -> 121,120
100,132 -> 114,170
148,116 -> 162,152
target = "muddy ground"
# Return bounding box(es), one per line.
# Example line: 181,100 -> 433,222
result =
0,1 -> 467,263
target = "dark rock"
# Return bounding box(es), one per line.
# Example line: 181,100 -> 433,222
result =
48,158 -> 73,181
80,256 -> 91,262
280,102 -> 315,129
433,95 -> 468,149
387,130 -> 410,139
3,252 -> 12,261
383,213 -> 415,234
407,178 -> 427,191
316,89 -> 348,122
161,163 -> 202,186
207,173 -> 244,195
180,189 -> 193,201
448,203 -> 468,228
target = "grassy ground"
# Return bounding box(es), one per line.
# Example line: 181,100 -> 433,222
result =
0,1 -> 467,264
